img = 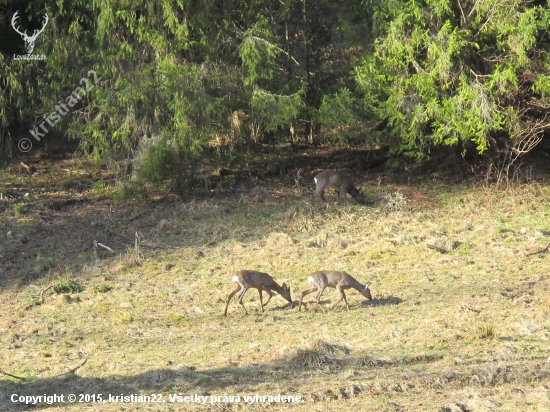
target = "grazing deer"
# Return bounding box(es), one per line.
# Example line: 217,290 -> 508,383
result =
298,271 -> 372,313
224,270 -> 292,316
310,171 -> 364,204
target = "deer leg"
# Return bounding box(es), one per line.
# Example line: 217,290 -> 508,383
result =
298,286 -> 318,311
340,186 -> 350,202
258,289 -> 264,312
332,286 -> 349,311
310,188 -> 322,202
237,285 -> 251,315
315,286 -> 328,314
320,191 -> 328,203
224,283 -> 242,316
261,287 -> 275,308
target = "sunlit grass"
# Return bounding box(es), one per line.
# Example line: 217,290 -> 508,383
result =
0,183 -> 549,410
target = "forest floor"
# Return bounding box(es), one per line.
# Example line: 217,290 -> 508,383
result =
1,144 -> 550,411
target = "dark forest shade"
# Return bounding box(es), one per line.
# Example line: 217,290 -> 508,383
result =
0,0 -> 548,182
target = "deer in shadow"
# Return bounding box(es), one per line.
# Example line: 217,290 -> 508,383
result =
310,171 -> 364,204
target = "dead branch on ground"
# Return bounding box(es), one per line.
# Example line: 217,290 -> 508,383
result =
0,368 -> 26,381
525,242 -> 550,257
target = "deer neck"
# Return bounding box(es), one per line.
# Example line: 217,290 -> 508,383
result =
271,283 -> 285,295
349,278 -> 366,294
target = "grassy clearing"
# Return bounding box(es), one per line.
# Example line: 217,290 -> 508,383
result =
1,177 -> 550,411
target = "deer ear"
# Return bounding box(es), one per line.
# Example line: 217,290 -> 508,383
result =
282,283 -> 288,289
365,282 -> 371,288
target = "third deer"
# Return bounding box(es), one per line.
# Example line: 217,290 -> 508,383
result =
310,171 -> 364,204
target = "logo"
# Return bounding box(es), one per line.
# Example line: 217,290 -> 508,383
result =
11,11 -> 48,60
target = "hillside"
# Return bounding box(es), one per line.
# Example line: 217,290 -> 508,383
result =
1,148 -> 550,411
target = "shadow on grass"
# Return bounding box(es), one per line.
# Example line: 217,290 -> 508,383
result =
0,363 -> 309,410
298,295 -> 402,312
0,145 -> 392,292
4,351 -> 548,410
0,345 -> 437,411
361,295 -> 403,307
0,194 -> 303,291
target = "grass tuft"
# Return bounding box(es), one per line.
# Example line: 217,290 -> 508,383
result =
275,339 -> 351,368
473,320 -> 496,340
53,279 -> 84,294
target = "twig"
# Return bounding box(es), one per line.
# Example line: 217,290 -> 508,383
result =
2,350 -> 89,381
93,240 -> 115,260
39,285 -> 53,304
58,349 -> 88,376
135,231 -> 143,261
25,285 -> 54,310
456,0 -> 467,27
20,162 -> 36,174
97,242 -> 114,253
158,189 -> 171,202
525,242 -> 550,256
0,369 -> 26,381
243,36 -> 300,67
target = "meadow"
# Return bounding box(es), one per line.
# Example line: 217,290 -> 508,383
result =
1,155 -> 549,411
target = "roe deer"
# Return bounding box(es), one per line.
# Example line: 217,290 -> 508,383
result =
298,271 -> 372,313
224,270 -> 292,316
310,171 -> 364,204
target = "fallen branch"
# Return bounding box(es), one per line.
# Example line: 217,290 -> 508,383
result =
93,240 -> 115,260
58,349 -> 88,376
40,285 -> 53,304
20,162 -> 36,174
1,350 -> 89,381
0,368 -> 26,381
525,242 -> 550,257
25,284 -> 54,310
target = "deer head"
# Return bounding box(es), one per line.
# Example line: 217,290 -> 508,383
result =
11,11 -> 49,54
280,283 -> 292,303
363,282 -> 372,300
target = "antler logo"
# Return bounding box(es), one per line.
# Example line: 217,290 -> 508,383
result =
11,11 -> 49,54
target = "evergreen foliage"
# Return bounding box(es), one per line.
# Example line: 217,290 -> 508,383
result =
354,0 -> 550,174
0,0 -> 548,181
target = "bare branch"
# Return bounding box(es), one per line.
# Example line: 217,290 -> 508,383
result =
0,368 -> 26,381
243,36 -> 301,67
58,349 -> 88,376
525,242 -> 550,257
97,242 -> 114,253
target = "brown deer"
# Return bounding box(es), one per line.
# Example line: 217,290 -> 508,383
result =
298,271 -> 372,313
224,270 -> 292,316
310,171 -> 364,204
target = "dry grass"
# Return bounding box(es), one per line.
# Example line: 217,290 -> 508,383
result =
1,168 -> 550,411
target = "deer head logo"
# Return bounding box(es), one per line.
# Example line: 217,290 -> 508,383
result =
11,11 -> 49,54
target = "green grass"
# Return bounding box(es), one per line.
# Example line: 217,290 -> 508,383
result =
0,182 -> 549,411
11,203 -> 27,214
